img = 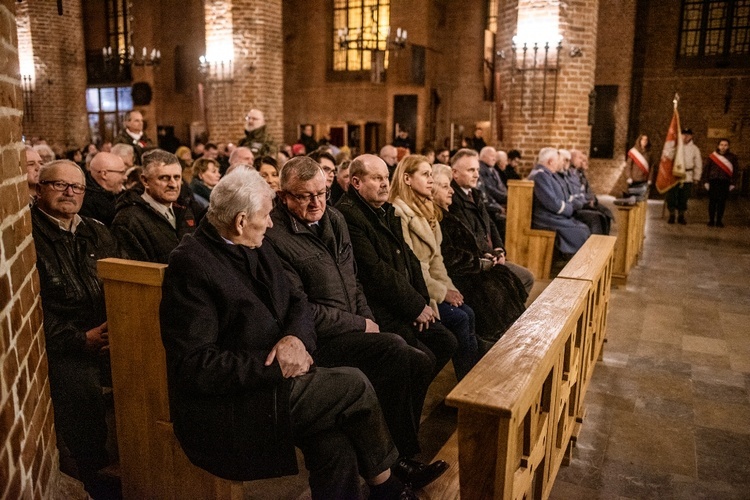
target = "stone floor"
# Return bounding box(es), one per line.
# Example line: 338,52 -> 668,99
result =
548,195 -> 750,499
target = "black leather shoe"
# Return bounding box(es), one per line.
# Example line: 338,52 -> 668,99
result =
667,214 -> 675,224
392,458 -> 449,490
678,215 -> 687,225
717,221 -> 725,228
708,221 -> 715,227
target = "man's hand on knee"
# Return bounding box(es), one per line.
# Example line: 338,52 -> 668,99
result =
265,335 -> 313,378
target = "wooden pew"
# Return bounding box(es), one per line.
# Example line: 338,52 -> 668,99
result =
98,259 -> 243,500
426,236 -> 614,499
612,200 -> 647,285
505,180 -> 556,280
556,235 -> 616,442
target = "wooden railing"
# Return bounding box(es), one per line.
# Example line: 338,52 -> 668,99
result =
612,200 -> 647,285
429,235 -> 616,499
505,180 -> 556,280
98,259 -> 243,500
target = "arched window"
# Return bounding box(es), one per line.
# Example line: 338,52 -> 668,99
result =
332,0 -> 391,71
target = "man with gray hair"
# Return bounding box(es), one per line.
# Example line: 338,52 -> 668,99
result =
111,149 -> 196,263
79,152 -> 127,226
161,168 -> 415,499
113,110 -> 152,165
31,160 -> 121,496
527,147 -> 590,255
111,143 -> 135,169
265,157 -> 446,489
228,146 -> 254,170
238,108 -> 277,157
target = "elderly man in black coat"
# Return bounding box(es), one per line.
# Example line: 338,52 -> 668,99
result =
336,154 -> 458,380
160,168 -> 414,500
265,157 -> 446,489
31,160 -> 122,496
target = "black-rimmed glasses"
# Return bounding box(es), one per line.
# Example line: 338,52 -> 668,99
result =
39,180 -> 86,194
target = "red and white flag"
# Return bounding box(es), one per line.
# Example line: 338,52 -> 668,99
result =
656,103 -> 685,194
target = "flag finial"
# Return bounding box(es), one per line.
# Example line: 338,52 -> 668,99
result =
673,93 -> 680,109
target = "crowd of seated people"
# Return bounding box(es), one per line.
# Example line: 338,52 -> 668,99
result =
29,111 -> 617,499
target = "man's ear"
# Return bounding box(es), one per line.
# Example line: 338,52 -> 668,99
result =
233,212 -> 246,235
350,176 -> 361,189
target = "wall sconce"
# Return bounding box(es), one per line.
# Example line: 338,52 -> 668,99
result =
569,46 -> 583,58
337,26 -> 408,51
103,46 -> 161,67
21,74 -> 34,124
508,35 -> 564,118
199,55 -> 234,83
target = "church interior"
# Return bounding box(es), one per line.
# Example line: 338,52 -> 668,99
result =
1,0 -> 749,498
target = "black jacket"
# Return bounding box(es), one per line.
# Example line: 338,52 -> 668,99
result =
113,129 -> 152,165
160,219 -> 316,481
265,203 -> 375,340
439,208 -> 527,343
79,171 -> 118,226
31,205 -> 122,357
449,180 -> 504,253
336,190 -> 429,332
111,189 -> 196,264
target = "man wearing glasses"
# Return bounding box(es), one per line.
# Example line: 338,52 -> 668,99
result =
31,160 -> 122,497
238,108 -> 277,157
265,156 -> 448,490
79,152 -> 127,226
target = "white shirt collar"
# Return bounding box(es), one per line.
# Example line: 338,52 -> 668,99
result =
126,129 -> 143,142
141,192 -> 174,226
39,208 -> 82,233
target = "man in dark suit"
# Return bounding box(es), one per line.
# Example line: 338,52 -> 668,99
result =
265,157 -> 446,489
449,148 -> 535,293
336,155 -> 458,380
160,168 -> 415,499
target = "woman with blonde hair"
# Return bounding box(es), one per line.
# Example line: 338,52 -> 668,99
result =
390,155 -> 479,380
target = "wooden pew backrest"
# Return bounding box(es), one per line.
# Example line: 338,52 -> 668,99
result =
506,180 -> 556,279
98,258 -> 242,500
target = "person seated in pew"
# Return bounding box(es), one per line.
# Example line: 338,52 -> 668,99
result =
558,149 -> 610,236
431,164 -> 528,352
477,146 -> 508,238
111,149 -> 197,263
336,155 -> 459,383
448,148 -> 535,294
160,168 -> 417,500
389,155 -> 480,380
31,160 -> 123,497
570,149 -> 613,233
527,147 -> 591,256
264,156 -> 447,489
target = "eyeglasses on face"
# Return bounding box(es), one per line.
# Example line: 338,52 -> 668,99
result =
39,180 -> 86,194
286,189 -> 330,205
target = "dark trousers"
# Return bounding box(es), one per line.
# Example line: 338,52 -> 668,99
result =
290,366 -> 399,500
437,302 -> 479,380
575,209 -> 609,235
48,357 -> 109,489
314,332 -> 433,458
666,182 -> 693,213
708,179 -> 731,223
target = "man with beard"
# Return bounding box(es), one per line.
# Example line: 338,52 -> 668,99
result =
238,108 -> 277,157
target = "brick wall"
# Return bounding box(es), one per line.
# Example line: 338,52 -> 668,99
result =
0,0 -> 60,497
496,0 -> 599,176
15,0 -> 88,150
204,0 -> 284,145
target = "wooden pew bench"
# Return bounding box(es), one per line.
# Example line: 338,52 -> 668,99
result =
505,180 -> 556,280
98,259 -> 244,499
612,200 -> 647,286
423,235 -> 615,499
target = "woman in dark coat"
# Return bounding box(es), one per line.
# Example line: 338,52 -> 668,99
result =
432,164 -> 528,352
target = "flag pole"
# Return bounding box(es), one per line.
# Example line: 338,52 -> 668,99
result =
673,93 -> 680,109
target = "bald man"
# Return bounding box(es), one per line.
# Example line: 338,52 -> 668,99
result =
238,109 -> 277,157
379,145 -> 398,180
79,151 -> 127,226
